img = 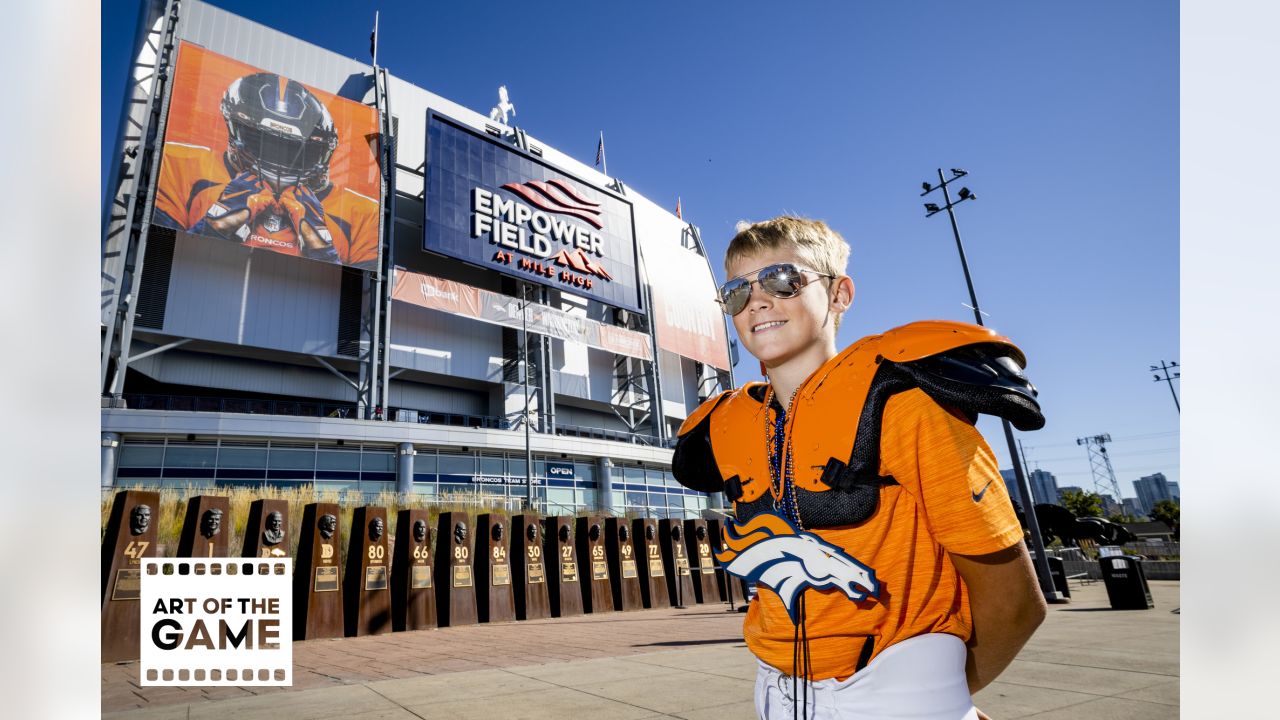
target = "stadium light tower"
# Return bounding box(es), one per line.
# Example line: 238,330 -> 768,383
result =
1150,360 -> 1180,413
1076,433 -> 1123,503
919,168 -> 1065,604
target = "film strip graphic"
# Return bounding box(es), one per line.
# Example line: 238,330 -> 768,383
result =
140,559 -> 292,686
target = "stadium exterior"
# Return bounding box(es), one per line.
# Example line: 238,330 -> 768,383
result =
101,0 -> 733,519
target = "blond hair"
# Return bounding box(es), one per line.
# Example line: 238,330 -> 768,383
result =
726,216 -> 851,328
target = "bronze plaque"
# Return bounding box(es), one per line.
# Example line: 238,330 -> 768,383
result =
453,565 -> 473,588
677,556 -> 690,576
111,568 -> 141,601
649,558 -> 665,577
592,560 -> 609,580
492,564 -> 512,586
562,561 -> 579,582
314,566 -> 339,592
365,565 -> 389,591
527,561 -> 546,584
622,559 -> 638,579
411,565 -> 433,589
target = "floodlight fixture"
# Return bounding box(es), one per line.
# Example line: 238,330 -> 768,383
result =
950,168 -> 967,177
922,181 -> 932,192
924,202 -> 941,213
957,187 -> 972,200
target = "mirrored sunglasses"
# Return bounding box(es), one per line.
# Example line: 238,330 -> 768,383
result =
717,263 -> 835,316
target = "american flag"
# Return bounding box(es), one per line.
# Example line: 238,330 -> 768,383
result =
676,197 -> 682,219
595,131 -> 605,170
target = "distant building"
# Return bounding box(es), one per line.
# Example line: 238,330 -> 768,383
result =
1134,473 -> 1174,517
1000,468 -> 1059,508
1057,485 -> 1084,500
1099,494 -> 1122,517
1122,497 -> 1144,518
1028,469 -> 1060,505
1168,481 -> 1180,503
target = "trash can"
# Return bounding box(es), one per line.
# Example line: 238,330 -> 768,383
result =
1099,555 -> 1153,610
1046,556 -> 1071,599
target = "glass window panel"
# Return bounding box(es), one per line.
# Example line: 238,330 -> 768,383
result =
626,492 -> 646,509
575,463 -> 595,484
439,454 -> 474,475
580,489 -> 597,510
667,493 -> 683,508
546,488 -> 576,511
316,451 -> 361,471
360,481 -> 395,494
684,496 -> 701,512
267,449 -> 315,470
314,480 -> 358,493
646,469 -> 665,486
416,453 -> 437,474
479,456 -> 504,476
624,467 -> 645,483
665,472 -> 679,487
218,447 -> 268,468
414,484 -> 437,496
507,457 -> 527,477
534,460 -> 547,478
362,451 -> 395,472
119,445 -> 165,466
163,447 -> 217,468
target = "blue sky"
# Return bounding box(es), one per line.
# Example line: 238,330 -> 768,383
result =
102,0 -> 1179,500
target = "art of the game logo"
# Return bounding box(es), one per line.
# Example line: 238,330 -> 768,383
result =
140,559 -> 292,686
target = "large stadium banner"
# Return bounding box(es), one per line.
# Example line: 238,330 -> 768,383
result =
392,269 -> 653,361
151,42 -> 381,270
423,113 -> 642,312
644,238 -> 731,371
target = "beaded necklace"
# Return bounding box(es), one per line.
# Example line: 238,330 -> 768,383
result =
763,385 -> 804,530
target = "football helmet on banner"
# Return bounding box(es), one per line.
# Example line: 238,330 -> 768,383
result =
221,72 -> 338,194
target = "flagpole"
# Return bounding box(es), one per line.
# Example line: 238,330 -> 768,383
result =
372,11 -> 379,67
599,131 -> 607,176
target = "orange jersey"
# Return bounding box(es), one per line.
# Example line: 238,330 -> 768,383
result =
738,387 -> 1021,680
153,142 -> 380,268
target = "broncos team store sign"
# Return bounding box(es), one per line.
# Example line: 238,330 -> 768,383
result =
423,114 -> 642,312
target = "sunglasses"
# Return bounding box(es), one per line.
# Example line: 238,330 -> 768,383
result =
717,263 -> 836,316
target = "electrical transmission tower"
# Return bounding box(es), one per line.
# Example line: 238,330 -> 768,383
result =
1076,434 -> 1122,503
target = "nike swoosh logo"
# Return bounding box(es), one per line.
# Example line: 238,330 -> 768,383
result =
971,479 -> 995,503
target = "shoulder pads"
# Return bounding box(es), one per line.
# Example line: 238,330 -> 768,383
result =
887,322 -> 1044,431
671,391 -> 734,494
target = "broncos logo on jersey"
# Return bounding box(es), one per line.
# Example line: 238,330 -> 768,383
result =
715,512 -> 879,623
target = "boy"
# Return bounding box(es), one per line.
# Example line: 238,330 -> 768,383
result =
673,217 -> 1046,719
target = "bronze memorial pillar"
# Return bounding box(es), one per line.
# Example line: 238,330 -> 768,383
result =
576,516 -> 614,614
475,513 -> 516,623
344,506 -> 392,636
434,512 -> 478,627
293,502 -> 344,640
632,517 -> 670,609
683,519 -> 720,604
543,516 -> 583,618
511,514 -> 550,620
176,495 -> 230,557
606,517 -> 644,611
242,499 -> 290,558
101,490 -> 159,662
391,509 -> 436,631
659,518 -> 696,607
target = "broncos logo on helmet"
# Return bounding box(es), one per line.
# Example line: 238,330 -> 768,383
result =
716,513 -> 879,624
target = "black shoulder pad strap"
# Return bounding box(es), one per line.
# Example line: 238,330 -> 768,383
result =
671,394 -> 730,494
896,343 -> 1045,431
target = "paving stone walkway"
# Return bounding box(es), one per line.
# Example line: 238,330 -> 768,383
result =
103,581 -> 1179,719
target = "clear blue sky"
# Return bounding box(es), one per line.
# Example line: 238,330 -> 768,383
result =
102,0 -> 1179,500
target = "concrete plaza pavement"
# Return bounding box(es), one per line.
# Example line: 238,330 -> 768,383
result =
103,580 -> 1179,719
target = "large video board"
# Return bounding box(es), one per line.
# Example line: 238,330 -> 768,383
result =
152,42 -> 381,270
423,114 -> 642,312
